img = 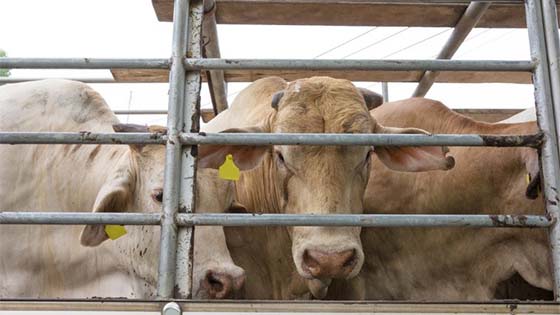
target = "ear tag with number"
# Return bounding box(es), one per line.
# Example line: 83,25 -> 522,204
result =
219,154 -> 240,181
105,225 -> 127,240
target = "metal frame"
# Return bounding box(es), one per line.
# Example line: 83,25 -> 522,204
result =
2,0 -> 560,308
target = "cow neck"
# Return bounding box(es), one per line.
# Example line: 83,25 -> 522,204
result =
235,150 -> 284,214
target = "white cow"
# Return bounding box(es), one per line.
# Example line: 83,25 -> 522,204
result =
0,79 -> 266,299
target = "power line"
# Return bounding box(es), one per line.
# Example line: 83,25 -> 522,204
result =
428,28 -> 491,59
314,27 -> 378,59
341,27 -> 410,59
455,29 -> 517,59
382,28 -> 451,59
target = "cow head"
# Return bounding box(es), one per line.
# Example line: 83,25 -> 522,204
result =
235,77 -> 454,298
79,124 -> 267,299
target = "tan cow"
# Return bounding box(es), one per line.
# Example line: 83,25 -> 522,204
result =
0,79 -> 266,299
326,98 -> 552,300
204,76 -> 454,299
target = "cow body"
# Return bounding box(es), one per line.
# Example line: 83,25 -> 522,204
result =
0,79 -> 249,299
328,98 -> 552,300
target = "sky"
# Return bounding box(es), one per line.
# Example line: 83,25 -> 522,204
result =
0,0 -> 536,126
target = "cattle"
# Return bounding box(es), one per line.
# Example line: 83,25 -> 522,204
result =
0,79 -> 266,299
326,98 -> 551,300
204,76 -> 454,299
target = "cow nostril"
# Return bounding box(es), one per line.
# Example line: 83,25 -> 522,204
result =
202,271 -> 233,299
303,250 -> 320,269
342,249 -> 357,268
207,273 -> 224,292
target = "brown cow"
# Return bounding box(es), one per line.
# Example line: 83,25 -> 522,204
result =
204,77 -> 454,299
326,98 -> 552,301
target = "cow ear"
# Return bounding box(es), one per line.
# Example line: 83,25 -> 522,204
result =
357,87 -> 384,110
374,125 -> 455,172
198,126 -> 271,171
522,149 -> 541,199
80,170 -> 132,247
271,91 -> 284,110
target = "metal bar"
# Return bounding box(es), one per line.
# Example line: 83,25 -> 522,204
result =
181,132 -> 543,147
0,132 -> 543,147
176,213 -> 553,228
183,58 -> 535,72
0,212 -> 161,225
0,58 -> 170,69
543,0 -> 560,300
175,0 -> 203,299
0,78 -> 118,85
526,0 -> 560,300
202,0 -> 228,114
412,1 -> 491,97
114,110 -> 168,115
0,212 -> 551,228
157,0 -> 191,299
0,132 -> 166,145
382,82 -> 389,102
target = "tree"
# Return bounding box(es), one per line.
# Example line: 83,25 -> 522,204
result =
0,49 -> 10,77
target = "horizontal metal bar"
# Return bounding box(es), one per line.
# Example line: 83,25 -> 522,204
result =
0,212 -> 161,225
0,58 -> 170,69
184,58 -> 535,72
0,132 -> 166,145
114,110 -> 168,115
0,132 -> 543,147
177,213 -> 553,228
185,132 -> 543,147
0,212 -> 551,228
0,78 -> 118,85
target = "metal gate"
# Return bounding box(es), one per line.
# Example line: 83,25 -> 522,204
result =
1,0 -> 560,312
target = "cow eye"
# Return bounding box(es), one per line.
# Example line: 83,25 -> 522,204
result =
152,189 -> 163,203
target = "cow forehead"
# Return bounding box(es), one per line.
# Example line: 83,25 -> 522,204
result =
274,77 -> 374,134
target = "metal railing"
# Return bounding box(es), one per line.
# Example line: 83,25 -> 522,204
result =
1,0 -> 560,307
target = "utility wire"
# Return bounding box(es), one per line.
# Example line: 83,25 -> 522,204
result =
341,27 -> 410,59
314,27 -> 378,58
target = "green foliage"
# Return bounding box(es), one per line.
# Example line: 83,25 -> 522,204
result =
0,49 -> 10,77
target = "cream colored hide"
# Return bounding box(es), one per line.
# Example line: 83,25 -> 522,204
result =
204,76 -> 454,299
0,80 -> 265,299
326,98 -> 551,301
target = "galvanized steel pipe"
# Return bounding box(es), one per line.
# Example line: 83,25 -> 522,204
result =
157,0 -> 191,299
526,0 -> 560,300
176,213 -> 553,228
0,212 -> 551,228
0,58 -> 170,69
184,58 -> 535,72
0,132 -> 543,147
0,212 -> 161,225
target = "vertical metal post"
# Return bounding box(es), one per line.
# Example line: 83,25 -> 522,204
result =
382,82 -> 389,102
157,0 -> 191,298
175,0 -> 203,299
526,0 -> 560,300
543,0 -> 560,143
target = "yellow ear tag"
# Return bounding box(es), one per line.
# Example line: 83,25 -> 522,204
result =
105,225 -> 127,240
526,173 -> 532,185
218,154 -> 240,181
